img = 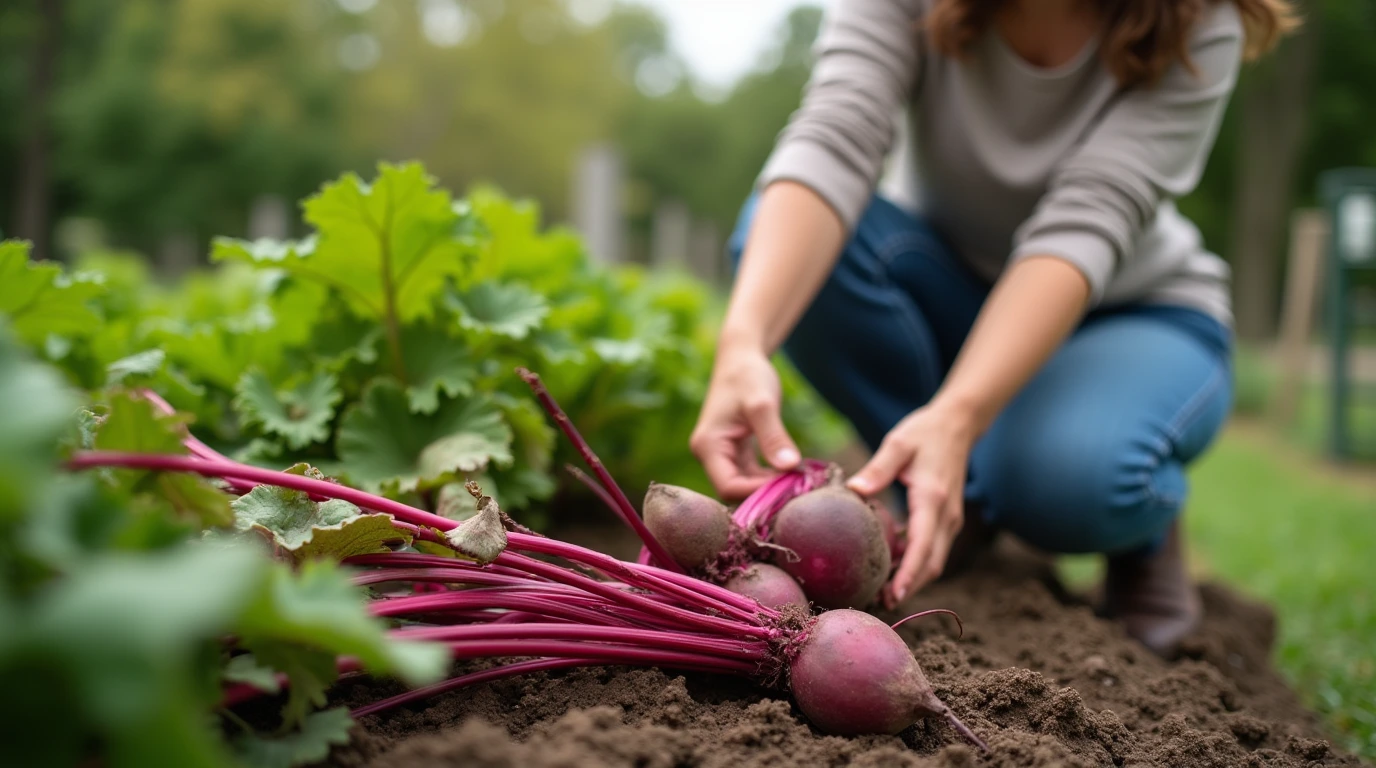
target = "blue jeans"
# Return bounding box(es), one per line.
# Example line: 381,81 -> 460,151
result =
728,194 -> 1234,555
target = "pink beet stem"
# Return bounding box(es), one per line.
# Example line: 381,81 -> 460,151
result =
516,367 -> 685,575
347,553 -> 548,582
889,608 -> 964,638
65,451 -> 749,621
564,464 -> 623,519
67,451 -> 457,527
439,639 -> 759,675
621,561 -> 774,617
495,551 -> 770,638
139,388 -> 238,464
732,460 -> 830,533
351,552 -> 767,638
352,568 -> 581,592
391,623 -> 768,660
371,592 -> 641,629
350,658 -> 595,718
512,536 -> 763,623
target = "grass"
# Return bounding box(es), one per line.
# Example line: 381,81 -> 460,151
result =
1188,426 -> 1376,758
1231,342 -> 1376,462
1059,422 -> 1376,759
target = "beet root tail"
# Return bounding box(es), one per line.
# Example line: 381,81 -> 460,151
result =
942,709 -> 989,754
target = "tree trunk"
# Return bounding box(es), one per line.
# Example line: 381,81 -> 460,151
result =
1228,4 -> 1321,342
11,0 -> 64,261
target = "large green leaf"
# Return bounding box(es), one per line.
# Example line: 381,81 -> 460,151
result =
236,559 -> 449,691
21,544 -> 269,730
0,240 -> 104,346
0,323 -> 82,518
150,319 -> 280,392
463,188 -> 585,292
212,163 -> 477,324
234,371 -> 341,450
105,349 -> 166,385
398,325 -> 477,414
92,391 -> 233,528
335,381 -> 513,495
447,280 -> 548,340
531,328 -> 585,365
233,707 -> 354,768
493,393 -> 555,473
229,465 -> 407,563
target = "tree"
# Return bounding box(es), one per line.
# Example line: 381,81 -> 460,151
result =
615,4 -> 823,240
9,0 -> 63,259
1227,1 -> 1321,342
342,0 -> 630,223
51,0 -> 355,257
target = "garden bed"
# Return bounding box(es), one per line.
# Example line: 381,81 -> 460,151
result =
322,529 -> 1366,768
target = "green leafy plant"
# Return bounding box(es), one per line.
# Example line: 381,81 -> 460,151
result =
0,323 -> 449,768
6,161 -> 848,529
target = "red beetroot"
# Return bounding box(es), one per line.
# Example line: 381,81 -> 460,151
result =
723,562 -> 807,610
790,609 -> 983,746
642,483 -> 733,570
771,486 -> 892,609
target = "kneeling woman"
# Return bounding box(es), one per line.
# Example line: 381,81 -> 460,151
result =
690,0 -> 1295,655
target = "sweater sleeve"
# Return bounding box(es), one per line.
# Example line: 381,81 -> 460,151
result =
1010,5 -> 1244,305
755,0 -> 925,230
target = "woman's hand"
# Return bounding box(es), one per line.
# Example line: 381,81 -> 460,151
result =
690,345 -> 802,500
846,400 -> 978,604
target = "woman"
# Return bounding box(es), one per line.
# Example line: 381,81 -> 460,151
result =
690,0 -> 1295,656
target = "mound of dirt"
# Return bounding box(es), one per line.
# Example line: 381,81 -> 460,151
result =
322,532 -> 1367,768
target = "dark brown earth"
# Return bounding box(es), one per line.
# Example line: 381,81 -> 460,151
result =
320,527 -> 1368,768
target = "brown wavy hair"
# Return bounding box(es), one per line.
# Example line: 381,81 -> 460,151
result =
923,0 -> 1300,88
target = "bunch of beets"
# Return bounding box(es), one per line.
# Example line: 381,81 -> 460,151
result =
66,368 -> 988,753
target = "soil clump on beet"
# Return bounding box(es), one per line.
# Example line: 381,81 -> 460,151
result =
321,529 -> 1366,768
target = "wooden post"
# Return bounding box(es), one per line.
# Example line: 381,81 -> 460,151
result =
650,199 -> 690,270
688,218 -> 721,286
571,144 -> 623,264
248,195 -> 290,240
1270,208 -> 1329,426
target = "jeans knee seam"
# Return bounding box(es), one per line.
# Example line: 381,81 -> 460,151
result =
1162,363 -> 1228,446
1140,470 -> 1184,509
1140,363 -> 1227,511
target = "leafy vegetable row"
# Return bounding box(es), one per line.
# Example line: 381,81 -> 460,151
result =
1,161 -> 847,529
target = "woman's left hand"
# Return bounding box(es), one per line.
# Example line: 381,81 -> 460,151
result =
845,400 -> 978,605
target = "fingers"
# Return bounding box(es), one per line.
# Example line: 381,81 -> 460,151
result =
691,431 -> 772,500
889,490 -> 964,603
741,397 -> 800,470
846,432 -> 913,497
889,479 -> 945,602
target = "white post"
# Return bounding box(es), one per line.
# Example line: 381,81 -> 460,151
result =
249,195 -> 290,240
688,217 -> 721,285
650,199 -> 691,270
1271,208 -> 1329,426
571,143 -> 623,264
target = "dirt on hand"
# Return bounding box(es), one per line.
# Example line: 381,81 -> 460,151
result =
323,533 -> 1368,768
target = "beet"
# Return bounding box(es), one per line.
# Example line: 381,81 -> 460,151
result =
722,562 -> 807,610
870,500 -> 906,565
642,483 -> 732,570
789,609 -> 985,748
770,486 -> 891,609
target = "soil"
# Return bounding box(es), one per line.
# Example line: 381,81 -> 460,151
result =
320,525 -> 1368,768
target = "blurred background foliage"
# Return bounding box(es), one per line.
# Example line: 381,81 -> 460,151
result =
2,0 -> 1373,345
0,0 -> 821,273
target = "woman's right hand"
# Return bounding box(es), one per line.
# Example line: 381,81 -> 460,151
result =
689,343 -> 802,500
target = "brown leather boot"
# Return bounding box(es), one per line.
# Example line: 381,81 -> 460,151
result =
1102,519 -> 1202,657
